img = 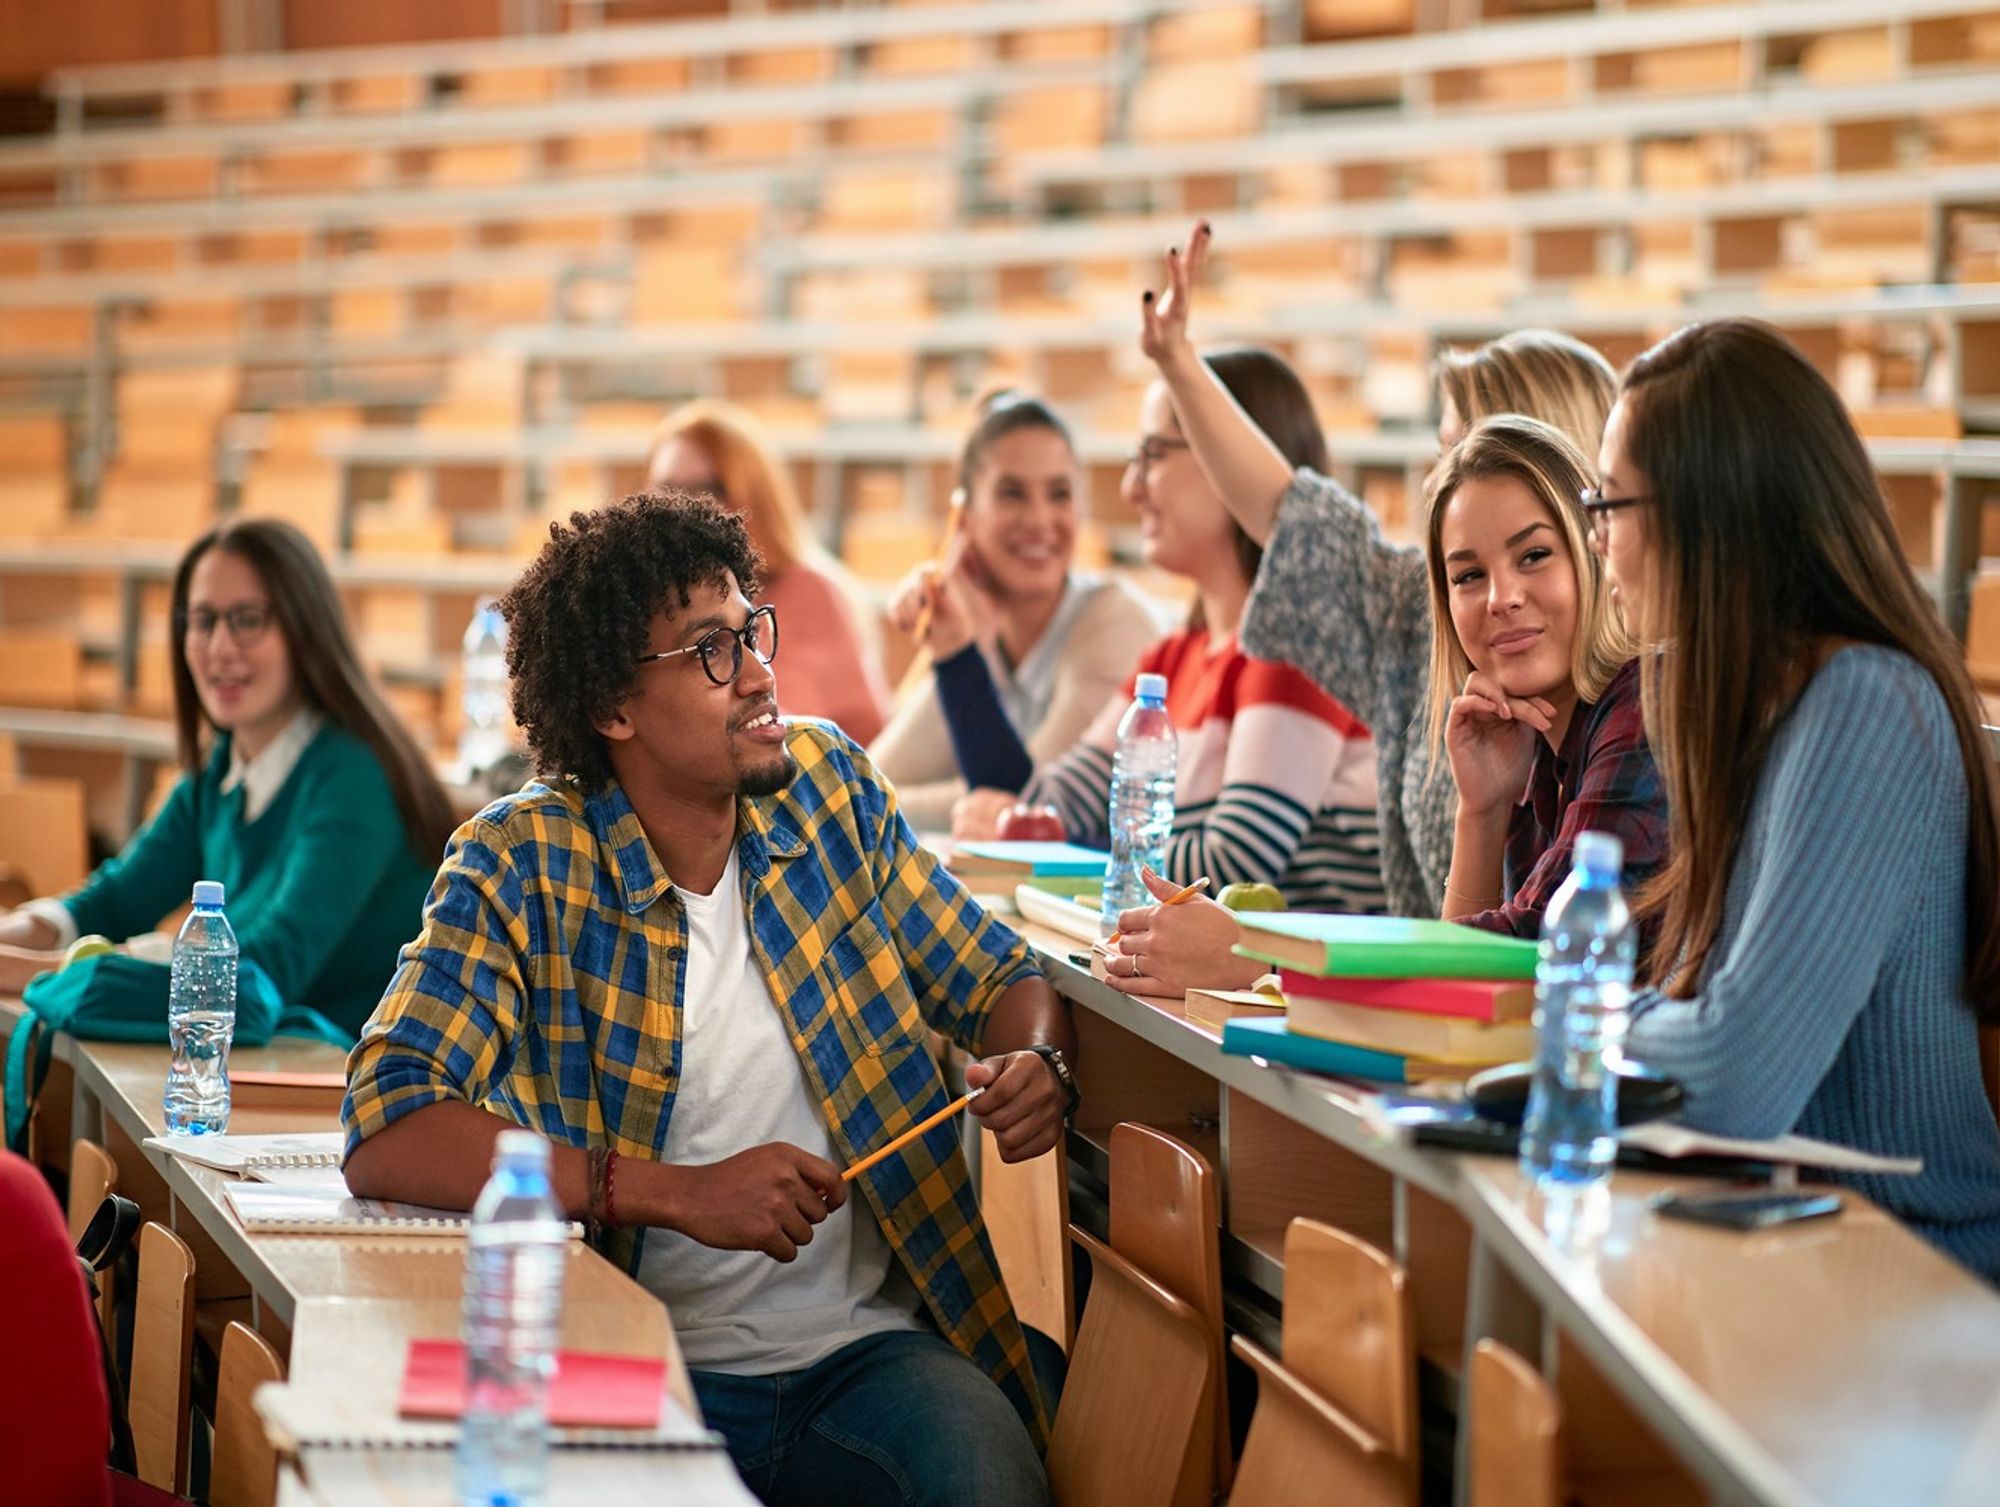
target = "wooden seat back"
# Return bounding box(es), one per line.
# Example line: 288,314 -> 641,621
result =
65,1136 -> 120,1353
129,1220 -> 195,1494
1467,1339 -> 1561,1507
210,1320 -> 284,1507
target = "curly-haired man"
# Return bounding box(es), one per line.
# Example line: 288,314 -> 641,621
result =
343,493 -> 1073,1505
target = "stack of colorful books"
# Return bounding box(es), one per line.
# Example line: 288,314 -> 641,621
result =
1218,914 -> 1541,1084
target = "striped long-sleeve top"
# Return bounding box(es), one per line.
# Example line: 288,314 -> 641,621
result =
1015,628 -> 1387,913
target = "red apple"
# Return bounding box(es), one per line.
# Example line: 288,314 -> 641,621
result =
996,802 -> 1065,843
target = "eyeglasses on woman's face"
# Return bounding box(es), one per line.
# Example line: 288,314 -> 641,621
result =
179,602 -> 276,647
1126,434 -> 1192,470
1579,487 -> 1657,542
633,604 -> 778,687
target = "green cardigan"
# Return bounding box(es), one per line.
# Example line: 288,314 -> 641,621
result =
61,723 -> 436,1037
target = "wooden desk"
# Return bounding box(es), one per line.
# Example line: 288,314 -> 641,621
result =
1015,922 -> 2000,1507
1,1003 -> 747,1503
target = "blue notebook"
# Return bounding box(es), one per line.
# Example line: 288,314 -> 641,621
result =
951,841 -> 1110,878
1220,1014 -> 1422,1083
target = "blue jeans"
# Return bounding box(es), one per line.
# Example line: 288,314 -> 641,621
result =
692,1329 -> 1052,1507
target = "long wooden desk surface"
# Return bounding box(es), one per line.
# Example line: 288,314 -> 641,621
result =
0,1000 -> 743,1501
1012,919 -> 2000,1507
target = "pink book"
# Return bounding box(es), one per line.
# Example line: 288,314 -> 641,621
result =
398,1340 -> 666,1430
1276,969 -> 1533,1024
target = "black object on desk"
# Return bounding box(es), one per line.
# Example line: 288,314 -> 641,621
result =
1463,1058 -> 1684,1128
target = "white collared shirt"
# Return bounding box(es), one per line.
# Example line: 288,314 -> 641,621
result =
27,705 -> 325,950
219,705 -> 323,823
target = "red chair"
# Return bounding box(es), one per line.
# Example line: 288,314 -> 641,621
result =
0,1149 -> 179,1507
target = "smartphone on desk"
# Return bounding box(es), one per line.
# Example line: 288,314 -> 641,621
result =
1651,1189 -> 1843,1232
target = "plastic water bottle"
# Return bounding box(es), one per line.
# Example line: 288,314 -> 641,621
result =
1519,832 -> 1637,1190
457,1131 -> 567,1507
1099,672 -> 1178,934
460,597 -> 512,776
163,880 -> 238,1136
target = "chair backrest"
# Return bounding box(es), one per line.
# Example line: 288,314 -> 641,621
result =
66,1138 -> 119,1246
210,1321 -> 285,1507
66,1137 -> 121,1360
1467,1339 -> 1561,1507
0,777 -> 90,899
1106,1121 -> 1227,1493
128,1221 -> 195,1495
980,1124 -> 1074,1349
1046,1228 -> 1213,1507
1227,1219 -> 1417,1507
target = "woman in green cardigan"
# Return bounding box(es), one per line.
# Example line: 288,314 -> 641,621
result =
0,519 -> 457,1035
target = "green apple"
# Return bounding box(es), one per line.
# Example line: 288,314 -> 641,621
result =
63,934 -> 115,968
1216,882 -> 1286,913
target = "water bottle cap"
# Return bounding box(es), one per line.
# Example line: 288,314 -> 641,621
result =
190,880 -> 225,908
493,1129 -> 550,1171
1134,673 -> 1168,702
1574,831 -> 1623,876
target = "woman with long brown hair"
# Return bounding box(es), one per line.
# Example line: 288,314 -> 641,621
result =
0,518 -> 454,1034
1600,318 -> 2000,1279
649,400 -> 892,742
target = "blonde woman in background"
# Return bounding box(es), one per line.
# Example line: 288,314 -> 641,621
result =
1138,220 -> 1618,917
649,400 -> 892,743
875,391 -> 1159,832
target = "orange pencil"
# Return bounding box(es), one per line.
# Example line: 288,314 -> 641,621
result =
1098,876 -> 1211,951
842,1088 -> 984,1182
908,490 -> 967,649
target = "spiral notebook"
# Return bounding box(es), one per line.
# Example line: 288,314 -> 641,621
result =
146,1131 -> 350,1190
256,1374 -> 724,1453
221,1180 -> 478,1234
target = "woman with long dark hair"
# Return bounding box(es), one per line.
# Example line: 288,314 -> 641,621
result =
0,518 -> 455,1034
1600,318 -> 2000,1279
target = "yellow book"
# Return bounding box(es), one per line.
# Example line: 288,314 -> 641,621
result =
1286,993 -> 1535,1065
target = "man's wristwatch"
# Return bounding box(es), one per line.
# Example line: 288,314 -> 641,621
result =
1024,1043 -> 1080,1120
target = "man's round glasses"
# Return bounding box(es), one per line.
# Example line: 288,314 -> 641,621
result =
1579,487 -> 1657,538
178,603 -> 276,646
634,604 -> 778,687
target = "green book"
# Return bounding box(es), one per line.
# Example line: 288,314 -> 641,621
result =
1230,913 -> 1539,981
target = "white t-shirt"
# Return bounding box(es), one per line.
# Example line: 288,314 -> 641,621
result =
634,850 -> 923,1374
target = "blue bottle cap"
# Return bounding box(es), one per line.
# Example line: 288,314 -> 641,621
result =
191,880 -> 225,908
1135,672 -> 1168,702
494,1129 -> 550,1171
1574,831 -> 1623,876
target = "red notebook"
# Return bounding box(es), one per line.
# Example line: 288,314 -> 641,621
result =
1277,969 -> 1534,1024
398,1340 -> 666,1430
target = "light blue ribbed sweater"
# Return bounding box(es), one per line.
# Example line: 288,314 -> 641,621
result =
1627,646 -> 2000,1282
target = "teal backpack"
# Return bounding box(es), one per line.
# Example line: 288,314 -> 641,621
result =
3,953 -> 349,1152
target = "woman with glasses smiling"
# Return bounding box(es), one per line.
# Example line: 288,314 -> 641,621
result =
0,518 -> 455,1034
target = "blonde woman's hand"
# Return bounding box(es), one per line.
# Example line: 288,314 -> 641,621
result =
1138,220 -> 1211,375
951,787 -> 1020,842
1443,670 -> 1554,819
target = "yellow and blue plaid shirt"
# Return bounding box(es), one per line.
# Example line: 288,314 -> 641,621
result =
343,722 -> 1048,1435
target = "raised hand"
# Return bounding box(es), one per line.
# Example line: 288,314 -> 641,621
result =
1139,220 -> 1212,372
1444,669 -> 1555,819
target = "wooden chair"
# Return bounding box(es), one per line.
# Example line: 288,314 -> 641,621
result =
1467,1339 -> 1561,1507
210,1320 -> 284,1507
980,1124 -> 1074,1350
129,1221 -> 195,1496
1228,1219 -> 1417,1507
1047,1122 -> 1223,1507
66,1137 -> 120,1351
0,778 -> 91,896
